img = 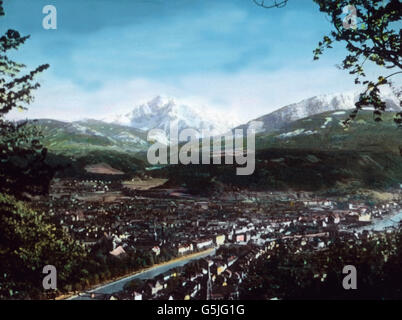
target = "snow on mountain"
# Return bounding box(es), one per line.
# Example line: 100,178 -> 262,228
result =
104,96 -> 239,144
238,90 -> 401,133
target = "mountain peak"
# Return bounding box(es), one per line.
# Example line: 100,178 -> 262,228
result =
104,96 -> 239,143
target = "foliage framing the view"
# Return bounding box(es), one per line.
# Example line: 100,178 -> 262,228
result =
0,193 -> 88,299
0,2 -> 87,300
0,1 -> 54,197
253,0 -> 402,127
312,0 -> 401,125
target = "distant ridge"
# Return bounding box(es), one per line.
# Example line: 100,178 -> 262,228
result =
236,90 -> 401,134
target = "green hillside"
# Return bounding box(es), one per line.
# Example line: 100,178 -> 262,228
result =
26,120 -> 149,177
157,111 -> 402,193
255,110 -> 402,154
28,111 -> 402,190
45,150 -> 145,178
36,119 -> 150,157
159,148 -> 402,194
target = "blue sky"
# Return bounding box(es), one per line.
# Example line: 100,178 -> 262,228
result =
1,0 -> 379,122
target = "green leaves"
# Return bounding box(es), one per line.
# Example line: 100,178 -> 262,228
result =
0,7 -> 53,198
313,0 -> 401,128
0,194 -> 88,299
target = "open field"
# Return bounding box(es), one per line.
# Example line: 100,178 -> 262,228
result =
85,163 -> 125,175
122,178 -> 168,191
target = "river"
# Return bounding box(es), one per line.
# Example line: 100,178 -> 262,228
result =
354,210 -> 402,233
68,248 -> 216,300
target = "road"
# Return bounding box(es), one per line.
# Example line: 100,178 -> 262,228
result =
68,248 -> 216,300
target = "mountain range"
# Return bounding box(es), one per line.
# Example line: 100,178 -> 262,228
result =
237,90 -> 401,134
33,90 -> 401,170
256,109 -> 402,155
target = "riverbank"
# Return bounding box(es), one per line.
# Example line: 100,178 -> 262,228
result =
354,209 -> 402,233
60,247 -> 215,300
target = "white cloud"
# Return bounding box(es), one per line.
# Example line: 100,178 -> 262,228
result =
7,65 -> 358,123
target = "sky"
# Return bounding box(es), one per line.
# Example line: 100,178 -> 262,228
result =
1,0 -> 386,123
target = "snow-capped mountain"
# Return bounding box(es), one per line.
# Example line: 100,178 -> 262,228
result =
104,96 -> 239,144
237,90 -> 401,133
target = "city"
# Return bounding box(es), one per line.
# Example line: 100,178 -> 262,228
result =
27,176 -> 402,300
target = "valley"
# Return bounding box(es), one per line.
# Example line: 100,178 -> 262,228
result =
18,91 -> 402,300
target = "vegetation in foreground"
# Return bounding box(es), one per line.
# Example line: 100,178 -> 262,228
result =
240,229 -> 402,300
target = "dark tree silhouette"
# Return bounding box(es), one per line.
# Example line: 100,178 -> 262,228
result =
0,2 -> 90,300
252,0 -> 401,127
0,1 -> 54,197
313,0 -> 401,126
